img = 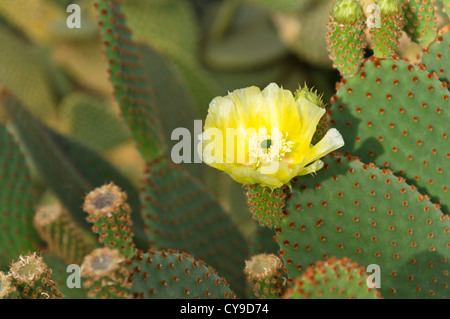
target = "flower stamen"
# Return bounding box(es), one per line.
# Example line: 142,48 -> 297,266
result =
249,127 -> 294,166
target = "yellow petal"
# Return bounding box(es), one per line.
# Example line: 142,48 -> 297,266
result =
296,160 -> 324,176
306,128 -> 345,165
294,97 -> 326,149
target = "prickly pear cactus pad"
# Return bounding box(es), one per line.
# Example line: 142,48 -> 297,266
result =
0,115 -> 39,266
277,154 -> 449,299
283,257 -> 381,299
126,249 -> 235,299
331,57 -> 449,214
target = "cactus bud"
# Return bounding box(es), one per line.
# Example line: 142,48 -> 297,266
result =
9,253 -> 64,299
370,0 -> 404,58
327,0 -> 366,76
81,247 -> 132,299
295,84 -> 325,109
332,0 -> 364,24
244,254 -> 286,299
83,183 -> 135,259
0,272 -> 13,299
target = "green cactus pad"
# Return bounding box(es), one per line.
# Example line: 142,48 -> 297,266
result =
0,87 -> 148,248
34,204 -> 97,265
140,156 -> 249,296
422,29 -> 450,84
81,247 -> 132,299
330,57 -> 449,214
277,154 -> 449,299
246,0 -> 315,13
0,25 -> 56,122
127,249 -> 235,299
326,0 -> 366,77
250,225 -> 279,255
84,183 -> 136,259
0,271 -> 14,299
120,0 -> 220,112
284,257 -> 381,299
403,0 -> 438,45
244,253 -> 286,299
370,1 -> 404,58
0,118 -> 38,266
94,0 -> 166,162
44,254 -> 89,299
59,92 -> 130,152
245,184 -> 289,228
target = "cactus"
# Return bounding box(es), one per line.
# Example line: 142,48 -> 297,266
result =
0,118 -> 38,266
421,29 -> 450,83
8,253 -> 64,299
370,0 -> 404,58
0,86 -> 148,247
284,257 -> 381,299
277,153 -> 449,298
326,0 -> 366,77
0,25 -> 56,122
120,0 -> 220,112
139,157 -> 249,296
245,0 -> 315,13
127,249 -> 235,299
274,0 -> 336,69
244,254 -> 286,299
59,92 -> 130,152
95,0 -> 166,162
330,56 -> 449,214
0,272 -> 14,299
0,0 -> 447,301
81,247 -> 132,299
403,0 -> 439,45
84,183 -> 136,259
245,184 -> 289,228
34,204 -> 97,264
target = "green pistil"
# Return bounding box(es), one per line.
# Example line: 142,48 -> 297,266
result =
261,139 -> 272,149
332,0 -> 364,25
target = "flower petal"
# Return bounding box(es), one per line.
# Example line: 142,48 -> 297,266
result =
306,128 -> 345,165
296,160 -> 324,176
294,97 -> 326,148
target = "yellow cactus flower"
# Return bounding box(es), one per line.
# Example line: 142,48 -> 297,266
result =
198,83 -> 345,189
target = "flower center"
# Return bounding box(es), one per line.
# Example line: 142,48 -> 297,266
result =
249,127 -> 294,166
261,139 -> 272,149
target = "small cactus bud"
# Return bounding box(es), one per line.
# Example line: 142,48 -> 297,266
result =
81,247 -> 132,299
295,84 -> 325,109
331,0 -> 364,24
327,0 -> 366,76
244,254 -> 286,299
370,0 -> 404,58
9,253 -> 64,299
0,272 -> 13,299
